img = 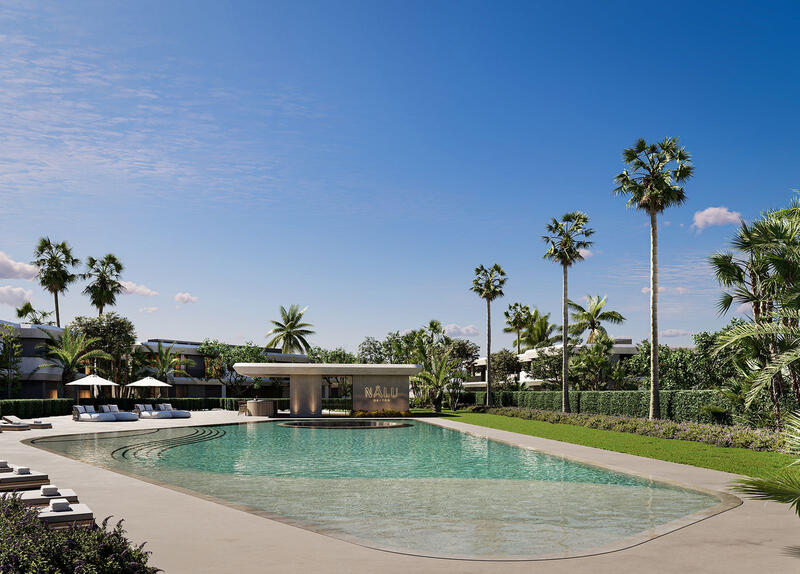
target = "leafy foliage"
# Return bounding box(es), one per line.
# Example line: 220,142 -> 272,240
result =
567,295 -> 625,343
15,302 -> 54,325
38,328 -> 113,385
82,253 -> 125,315
0,324 -> 23,398
68,313 -> 137,383
31,237 -> 80,328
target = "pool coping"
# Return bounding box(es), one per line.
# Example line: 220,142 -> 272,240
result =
24,416 -> 742,562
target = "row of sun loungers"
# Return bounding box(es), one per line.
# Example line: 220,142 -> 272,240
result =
0,415 -> 52,431
0,460 -> 95,530
72,404 -> 191,422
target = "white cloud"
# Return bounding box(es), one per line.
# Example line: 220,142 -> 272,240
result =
121,280 -> 159,297
735,303 -> 751,315
0,285 -> 33,307
641,286 -> 668,294
444,324 -> 479,337
661,329 -> 691,338
673,287 -> 690,295
138,306 -> 158,314
578,248 -> 593,259
640,286 -> 688,295
0,251 -> 37,280
691,206 -> 741,231
174,292 -> 198,304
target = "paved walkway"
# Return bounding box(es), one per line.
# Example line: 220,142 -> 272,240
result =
1,411 -> 798,573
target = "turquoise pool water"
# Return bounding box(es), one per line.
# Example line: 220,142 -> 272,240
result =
33,421 -> 721,558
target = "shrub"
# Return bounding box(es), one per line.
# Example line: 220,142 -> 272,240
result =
351,409 -> 411,417
482,407 -> 786,452
0,495 -> 158,573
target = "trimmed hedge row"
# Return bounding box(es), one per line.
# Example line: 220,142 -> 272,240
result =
460,390 -> 735,424
483,407 -> 786,452
0,397 -> 355,418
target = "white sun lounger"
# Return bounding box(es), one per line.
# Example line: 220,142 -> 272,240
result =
73,405 -> 116,422
16,485 -> 79,507
0,419 -> 30,431
157,403 -> 191,418
3,415 -> 51,429
38,498 -> 95,530
99,405 -> 139,421
135,404 -> 172,419
0,466 -> 49,491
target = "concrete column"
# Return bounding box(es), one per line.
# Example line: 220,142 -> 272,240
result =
289,374 -> 323,417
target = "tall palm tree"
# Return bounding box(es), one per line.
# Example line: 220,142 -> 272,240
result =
543,212 -> 594,413
31,237 -> 80,328
520,307 -> 559,350
568,295 -> 625,343
614,137 -> 693,419
471,264 -> 507,406
38,329 -> 112,395
504,303 -> 531,355
82,254 -> 125,315
15,302 -> 54,325
267,305 -> 315,354
147,341 -> 194,383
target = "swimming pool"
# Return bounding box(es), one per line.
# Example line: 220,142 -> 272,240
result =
32,420 -> 726,559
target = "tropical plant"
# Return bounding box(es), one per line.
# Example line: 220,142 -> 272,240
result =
15,302 -> 54,325
614,137 -> 693,419
68,313 -> 136,383
520,307 -> 559,350
733,411 -> 800,517
504,303 -> 531,355
471,264 -> 507,406
568,295 -> 625,343
31,237 -> 80,327
570,333 -> 615,390
144,341 -> 194,384
82,253 -> 125,315
490,349 -> 522,388
411,349 -> 463,413
266,304 -> 315,354
543,211 -> 594,413
38,329 -> 113,394
0,324 -> 23,398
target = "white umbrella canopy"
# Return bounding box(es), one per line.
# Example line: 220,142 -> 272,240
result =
66,374 -> 119,387
127,377 -> 172,388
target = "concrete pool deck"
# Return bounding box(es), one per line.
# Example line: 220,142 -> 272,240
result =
1,411 -> 797,573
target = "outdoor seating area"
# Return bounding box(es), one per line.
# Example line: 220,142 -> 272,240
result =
0,460 -> 95,530
70,403 -> 193,422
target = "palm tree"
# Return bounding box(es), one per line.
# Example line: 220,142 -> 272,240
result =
504,303 -> 531,355
543,212 -> 594,413
733,411 -> 800,516
31,237 -> 80,328
471,264 -> 507,406
411,349 -> 462,413
568,295 -> 625,343
147,341 -> 194,383
38,329 -> 112,396
614,137 -> 693,419
266,305 -> 315,354
82,254 -> 125,315
520,308 -> 559,350
15,302 -> 54,325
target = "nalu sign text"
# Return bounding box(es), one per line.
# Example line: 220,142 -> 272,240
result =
364,385 -> 399,400
352,375 -> 410,412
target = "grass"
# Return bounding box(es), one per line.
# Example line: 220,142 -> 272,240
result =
439,411 -> 795,479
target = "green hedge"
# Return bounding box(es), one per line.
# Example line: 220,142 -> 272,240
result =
0,399 -> 74,419
457,390 -> 736,424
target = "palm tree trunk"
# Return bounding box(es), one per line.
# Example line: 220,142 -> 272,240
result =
485,299 -> 491,407
562,264 -> 570,413
54,291 -> 60,328
650,210 -> 660,420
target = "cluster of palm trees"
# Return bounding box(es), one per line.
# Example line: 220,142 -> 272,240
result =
22,237 -> 126,326
472,137 -> 693,418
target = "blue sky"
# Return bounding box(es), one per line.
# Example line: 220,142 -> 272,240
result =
0,0 -> 798,353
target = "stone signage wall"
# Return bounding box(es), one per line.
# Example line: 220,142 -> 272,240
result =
351,375 -> 410,412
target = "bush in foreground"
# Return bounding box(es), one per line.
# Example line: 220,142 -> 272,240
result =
481,407 -> 785,452
0,495 -> 158,573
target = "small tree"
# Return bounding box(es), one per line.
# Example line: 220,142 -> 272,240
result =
267,305 -> 315,353
504,303 -> 531,356
15,302 -> 54,325
490,349 -> 521,389
0,325 -> 23,398
68,313 -> 136,383
471,264 -> 507,406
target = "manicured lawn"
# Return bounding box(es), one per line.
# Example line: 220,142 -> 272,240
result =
442,411 -> 795,479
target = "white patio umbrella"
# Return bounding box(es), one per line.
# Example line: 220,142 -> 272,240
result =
66,374 -> 119,403
127,377 -> 172,398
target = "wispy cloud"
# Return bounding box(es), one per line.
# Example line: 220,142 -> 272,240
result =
121,280 -> 159,297
174,292 -> 198,304
444,323 -> 479,337
578,248 -> 593,259
139,306 -> 158,314
661,329 -> 691,338
0,285 -> 32,307
0,251 -> 37,280
691,206 -> 742,231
